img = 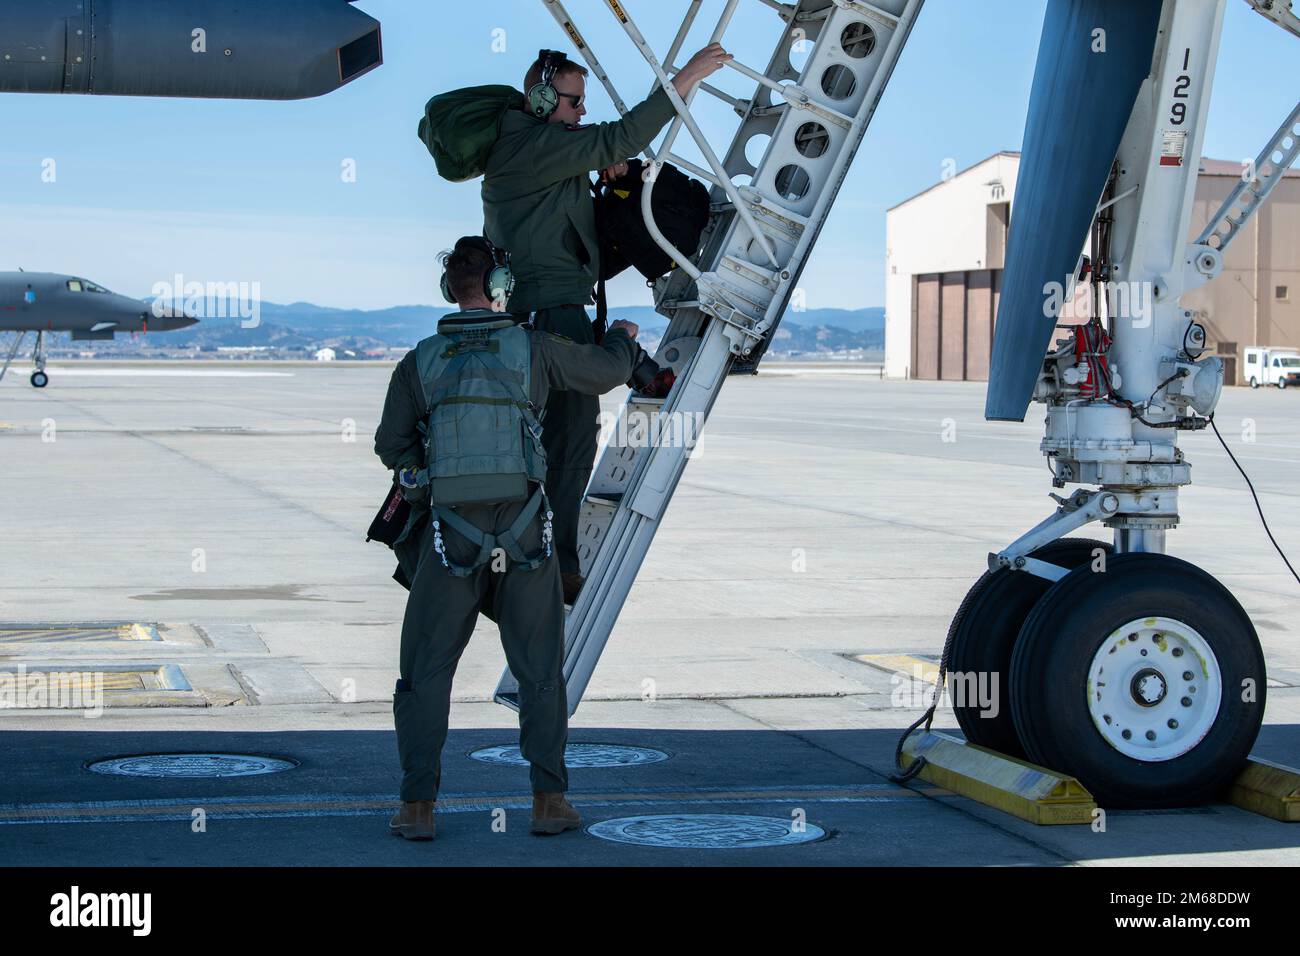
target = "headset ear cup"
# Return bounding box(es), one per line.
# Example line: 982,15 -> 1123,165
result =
486,266 -> 514,306
443,236 -> 511,306
527,83 -> 558,120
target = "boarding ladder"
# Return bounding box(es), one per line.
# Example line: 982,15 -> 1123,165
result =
495,0 -> 924,714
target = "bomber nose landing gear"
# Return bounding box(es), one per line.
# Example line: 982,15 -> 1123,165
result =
6,330 -> 52,388
1002,552 -> 1266,808
30,330 -> 49,388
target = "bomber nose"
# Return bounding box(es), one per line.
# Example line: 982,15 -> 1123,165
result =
145,302 -> 199,330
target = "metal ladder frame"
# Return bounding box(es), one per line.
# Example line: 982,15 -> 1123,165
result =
496,0 -> 924,714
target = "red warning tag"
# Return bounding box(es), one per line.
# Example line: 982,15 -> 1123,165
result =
1160,129 -> 1188,167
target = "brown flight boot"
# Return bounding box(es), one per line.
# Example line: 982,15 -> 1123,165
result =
561,573 -> 585,606
389,800 -> 435,841
530,792 -> 581,835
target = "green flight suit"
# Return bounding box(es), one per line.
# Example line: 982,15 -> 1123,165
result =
374,310 -> 638,802
482,88 -> 677,575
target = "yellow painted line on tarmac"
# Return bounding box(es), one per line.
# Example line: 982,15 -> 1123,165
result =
0,623 -> 161,644
123,624 -> 160,641
0,663 -> 191,704
856,654 -> 940,683
73,672 -> 144,692
0,669 -> 144,692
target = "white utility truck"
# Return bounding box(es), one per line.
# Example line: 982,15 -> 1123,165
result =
1243,346 -> 1300,388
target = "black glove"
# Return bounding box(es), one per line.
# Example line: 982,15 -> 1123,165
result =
627,345 -> 661,392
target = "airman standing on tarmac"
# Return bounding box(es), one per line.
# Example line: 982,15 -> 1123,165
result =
375,237 -> 642,841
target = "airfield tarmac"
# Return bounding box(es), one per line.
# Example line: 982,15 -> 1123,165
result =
0,360 -> 1298,866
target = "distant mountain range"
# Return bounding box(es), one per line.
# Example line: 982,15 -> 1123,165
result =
72,301 -> 884,357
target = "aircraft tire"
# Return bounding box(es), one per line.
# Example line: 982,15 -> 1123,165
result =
947,537 -> 1111,759
1010,553 -> 1265,808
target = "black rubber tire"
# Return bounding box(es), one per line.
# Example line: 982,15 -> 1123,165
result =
1280,378 -> 1289,390
1249,377 -> 1259,389
1010,553 -> 1266,808
30,371 -> 48,388
948,537 -> 1112,758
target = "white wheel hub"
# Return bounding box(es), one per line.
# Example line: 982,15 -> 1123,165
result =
1087,616 -> 1222,762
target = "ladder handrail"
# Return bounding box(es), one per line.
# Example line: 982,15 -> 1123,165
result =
541,0 -> 633,119
604,0 -> 783,271
544,0 -> 772,278
647,0 -> 705,101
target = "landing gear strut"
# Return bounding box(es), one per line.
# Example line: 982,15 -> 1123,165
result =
30,331 -> 48,388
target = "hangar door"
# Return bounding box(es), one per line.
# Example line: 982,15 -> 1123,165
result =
912,269 -> 1002,381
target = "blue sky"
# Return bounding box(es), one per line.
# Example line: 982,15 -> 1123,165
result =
0,0 -> 1295,311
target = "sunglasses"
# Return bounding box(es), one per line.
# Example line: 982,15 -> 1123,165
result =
555,91 -> 584,109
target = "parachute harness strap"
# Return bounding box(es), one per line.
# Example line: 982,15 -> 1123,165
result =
431,487 -> 553,576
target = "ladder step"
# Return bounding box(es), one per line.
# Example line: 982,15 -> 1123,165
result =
840,0 -> 901,29
576,494 -> 622,577
587,398 -> 671,497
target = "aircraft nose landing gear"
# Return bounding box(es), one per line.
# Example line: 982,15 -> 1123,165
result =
1009,553 -> 1266,808
30,330 -> 49,388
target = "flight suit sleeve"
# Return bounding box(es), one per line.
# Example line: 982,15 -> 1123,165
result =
374,351 -> 426,472
528,88 -> 677,185
533,327 -> 640,398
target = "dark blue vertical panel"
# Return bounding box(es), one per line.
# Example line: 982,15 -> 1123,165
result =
985,0 -> 1162,421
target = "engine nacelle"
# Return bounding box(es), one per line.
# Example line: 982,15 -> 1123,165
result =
0,0 -> 381,100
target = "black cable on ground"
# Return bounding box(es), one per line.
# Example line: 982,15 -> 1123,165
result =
1209,413 -> 1300,586
890,637 -> 952,784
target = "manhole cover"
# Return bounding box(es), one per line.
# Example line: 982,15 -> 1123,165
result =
588,814 -> 826,849
87,753 -> 297,778
470,743 -> 669,768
